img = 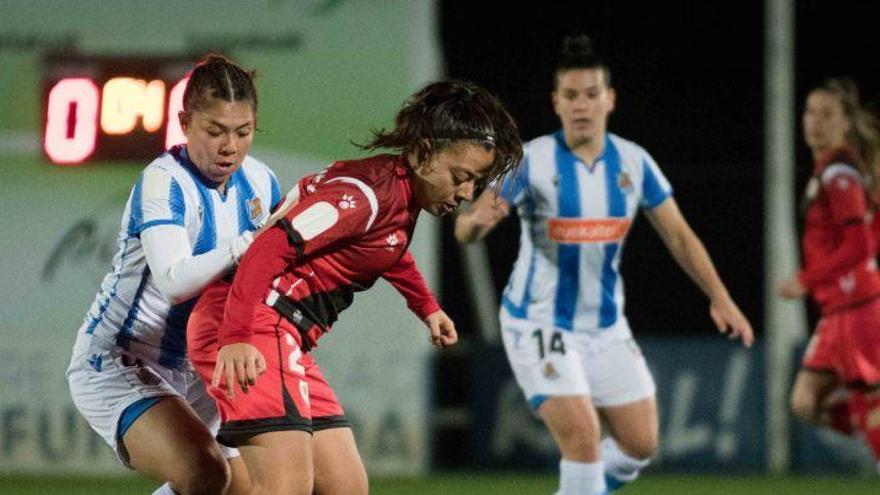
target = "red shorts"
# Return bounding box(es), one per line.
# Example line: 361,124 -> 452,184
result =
802,296 -> 880,387
187,281 -> 348,447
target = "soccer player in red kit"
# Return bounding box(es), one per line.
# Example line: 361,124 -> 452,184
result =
779,78 -> 880,472
187,80 -> 522,494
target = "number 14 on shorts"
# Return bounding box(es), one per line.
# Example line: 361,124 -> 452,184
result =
532,328 -> 566,359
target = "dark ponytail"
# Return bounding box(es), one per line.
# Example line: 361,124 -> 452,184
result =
555,34 -> 611,88
359,80 -> 522,187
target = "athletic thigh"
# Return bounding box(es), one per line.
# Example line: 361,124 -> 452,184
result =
791,368 -> 840,413
599,397 -> 658,459
313,427 -> 368,495
239,430 -> 314,495
123,396 -> 226,482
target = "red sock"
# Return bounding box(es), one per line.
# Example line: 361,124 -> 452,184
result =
826,397 -> 856,436
851,390 -> 880,460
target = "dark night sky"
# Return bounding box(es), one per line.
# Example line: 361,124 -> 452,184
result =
438,0 -> 880,338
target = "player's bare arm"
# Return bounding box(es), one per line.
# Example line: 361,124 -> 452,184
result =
645,197 -> 755,347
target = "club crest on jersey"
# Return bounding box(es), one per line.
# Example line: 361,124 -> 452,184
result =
247,198 -> 264,222
543,362 -> 560,380
618,171 -> 634,193
338,194 -> 356,209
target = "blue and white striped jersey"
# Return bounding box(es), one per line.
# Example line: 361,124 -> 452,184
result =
79,146 -> 281,369
498,131 -> 672,334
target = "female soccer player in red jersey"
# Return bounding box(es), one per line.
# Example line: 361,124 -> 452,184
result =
780,78 -> 880,471
187,80 -> 522,494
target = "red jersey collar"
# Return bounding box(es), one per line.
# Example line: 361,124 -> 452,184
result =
814,144 -> 860,175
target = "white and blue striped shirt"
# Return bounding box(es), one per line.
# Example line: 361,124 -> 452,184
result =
79,146 -> 281,369
498,131 -> 672,334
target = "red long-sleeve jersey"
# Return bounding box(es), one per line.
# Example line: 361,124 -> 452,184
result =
799,146 -> 880,313
219,154 -> 440,350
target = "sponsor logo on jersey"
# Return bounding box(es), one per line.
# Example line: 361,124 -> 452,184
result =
547,218 -> 631,243
247,197 -> 264,222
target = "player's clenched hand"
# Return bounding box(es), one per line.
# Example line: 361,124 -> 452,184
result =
709,296 -> 755,348
424,310 -> 458,348
213,343 -> 267,397
467,199 -> 509,230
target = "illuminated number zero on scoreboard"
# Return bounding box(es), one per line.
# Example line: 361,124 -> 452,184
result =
42,55 -> 196,165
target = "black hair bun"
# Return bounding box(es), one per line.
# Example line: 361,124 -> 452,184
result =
562,34 -> 593,58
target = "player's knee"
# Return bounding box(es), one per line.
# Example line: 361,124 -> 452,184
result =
314,468 -> 367,495
172,447 -> 230,495
620,437 -> 657,461
790,391 -> 820,424
251,466 -> 313,495
556,430 -> 601,461
614,432 -> 657,461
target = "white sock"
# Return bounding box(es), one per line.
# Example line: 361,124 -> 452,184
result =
151,483 -> 177,495
601,437 -> 650,483
558,459 -> 607,495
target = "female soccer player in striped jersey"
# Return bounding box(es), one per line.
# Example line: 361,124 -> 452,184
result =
781,78 -> 880,472
67,54 -> 281,495
455,35 -> 754,494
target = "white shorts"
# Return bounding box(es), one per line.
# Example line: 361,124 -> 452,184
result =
500,318 -> 656,409
67,333 -> 239,467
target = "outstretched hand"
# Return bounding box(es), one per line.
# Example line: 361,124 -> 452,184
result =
467,199 -> 509,231
777,277 -> 805,300
212,343 -> 267,397
424,310 -> 458,348
709,296 -> 755,348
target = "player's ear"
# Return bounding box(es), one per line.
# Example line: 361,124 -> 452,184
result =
412,139 -> 435,171
178,111 -> 191,134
